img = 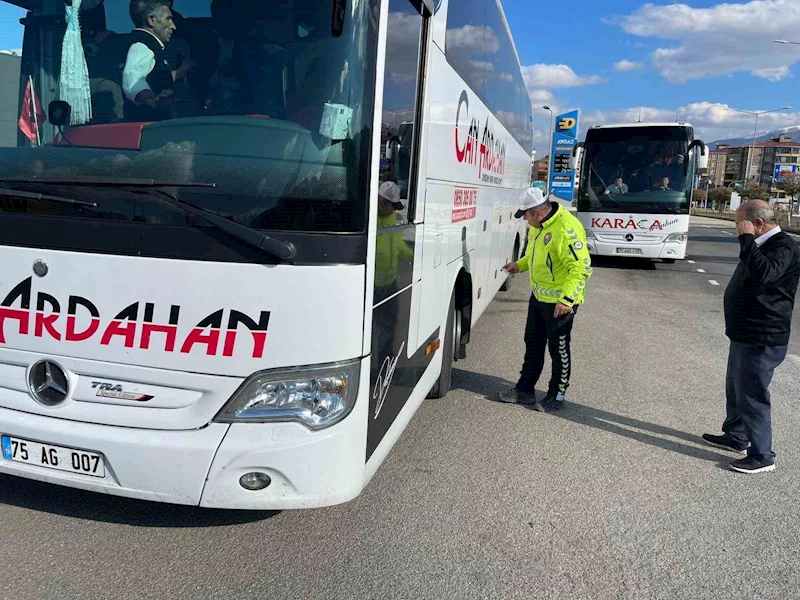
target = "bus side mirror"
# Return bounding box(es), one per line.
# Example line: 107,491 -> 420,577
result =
690,140 -> 708,171
48,100 -> 71,127
696,149 -> 709,171
331,0 -> 347,37
569,141 -> 583,171
386,136 -> 400,161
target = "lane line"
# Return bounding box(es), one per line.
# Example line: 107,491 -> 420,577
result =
688,260 -> 696,264
697,268 -> 706,273
722,231 -> 734,236
709,280 -> 720,286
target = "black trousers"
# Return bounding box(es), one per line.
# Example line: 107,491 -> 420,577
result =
516,296 -> 578,398
722,341 -> 787,461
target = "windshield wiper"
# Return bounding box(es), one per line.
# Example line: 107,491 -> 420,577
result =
0,185 -> 97,207
0,176 -> 216,188
2,177 -> 296,261
145,188 -> 297,262
0,177 -> 297,262
635,203 -> 683,214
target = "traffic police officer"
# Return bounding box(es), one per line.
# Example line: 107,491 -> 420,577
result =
499,188 -> 592,411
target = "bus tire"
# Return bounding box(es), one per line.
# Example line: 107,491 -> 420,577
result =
428,291 -> 457,399
662,258 -> 676,264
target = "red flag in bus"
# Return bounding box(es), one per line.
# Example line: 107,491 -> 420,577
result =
18,78 -> 46,144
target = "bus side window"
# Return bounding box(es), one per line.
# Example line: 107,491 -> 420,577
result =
378,0 -> 425,227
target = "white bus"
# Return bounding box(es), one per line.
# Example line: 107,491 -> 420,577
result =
0,0 -> 531,509
573,123 -> 708,263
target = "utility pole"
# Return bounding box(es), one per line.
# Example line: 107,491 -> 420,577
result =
543,105 -> 554,195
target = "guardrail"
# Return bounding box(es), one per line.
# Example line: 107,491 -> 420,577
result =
691,208 -> 800,234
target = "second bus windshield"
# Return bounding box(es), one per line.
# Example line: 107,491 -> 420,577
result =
578,127 -> 694,214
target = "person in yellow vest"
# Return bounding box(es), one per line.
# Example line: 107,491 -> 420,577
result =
498,188 -> 592,411
375,181 -> 413,292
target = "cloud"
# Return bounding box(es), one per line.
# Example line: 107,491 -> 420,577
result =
752,65 -> 792,82
583,101 -> 800,143
613,0 -> 800,83
613,59 -> 644,72
521,64 -> 605,89
499,73 -> 514,83
385,12 -> 423,85
446,25 -> 500,56
0,49 -> 21,56
519,64 -> 604,155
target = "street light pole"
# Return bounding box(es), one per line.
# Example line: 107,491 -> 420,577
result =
543,105 -> 554,195
725,106 -> 792,186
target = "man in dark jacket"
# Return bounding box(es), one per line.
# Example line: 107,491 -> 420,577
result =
703,200 -> 800,473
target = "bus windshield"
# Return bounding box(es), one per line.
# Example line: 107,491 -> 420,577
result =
577,126 -> 694,214
0,0 -> 378,235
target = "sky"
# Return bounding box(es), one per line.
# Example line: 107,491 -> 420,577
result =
2,0 -> 800,156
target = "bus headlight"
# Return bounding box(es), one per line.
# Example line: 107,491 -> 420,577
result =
664,232 -> 688,244
215,360 -> 360,430
585,229 -> 596,239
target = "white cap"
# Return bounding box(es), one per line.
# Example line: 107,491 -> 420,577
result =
515,187 -> 547,218
378,181 -> 404,209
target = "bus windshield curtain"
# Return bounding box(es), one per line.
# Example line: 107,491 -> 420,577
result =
59,0 -> 92,125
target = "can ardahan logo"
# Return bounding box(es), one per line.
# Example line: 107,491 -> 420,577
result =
0,278 -> 270,359
455,91 -> 506,184
544,233 -> 552,245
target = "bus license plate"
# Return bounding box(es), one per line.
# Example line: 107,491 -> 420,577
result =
616,248 -> 643,255
1,435 -> 105,478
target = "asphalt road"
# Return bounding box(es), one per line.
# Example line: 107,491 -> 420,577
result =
2,216 -> 800,600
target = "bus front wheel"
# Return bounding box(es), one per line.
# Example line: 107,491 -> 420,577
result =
662,258 -> 676,264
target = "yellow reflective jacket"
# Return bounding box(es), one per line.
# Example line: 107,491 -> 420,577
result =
517,204 -> 592,306
375,212 -> 414,288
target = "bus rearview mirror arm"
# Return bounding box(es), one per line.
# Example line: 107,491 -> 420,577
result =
688,140 -> 708,173
409,0 -> 434,17
569,141 -> 584,171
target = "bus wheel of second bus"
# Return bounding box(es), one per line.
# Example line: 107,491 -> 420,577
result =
428,291 -> 458,399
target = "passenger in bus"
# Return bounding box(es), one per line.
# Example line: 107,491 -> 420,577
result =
606,177 -> 628,195
122,0 -> 196,122
657,177 -> 671,191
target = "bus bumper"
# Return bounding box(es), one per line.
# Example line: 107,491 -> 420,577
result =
0,359 -> 371,510
587,239 -> 687,260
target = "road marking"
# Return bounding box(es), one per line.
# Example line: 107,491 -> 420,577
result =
709,280 -> 720,286
688,260 -> 696,264
697,268 -> 706,273
722,231 -> 734,236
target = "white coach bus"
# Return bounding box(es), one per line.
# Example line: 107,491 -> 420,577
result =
0,0 -> 531,509
573,123 -> 708,263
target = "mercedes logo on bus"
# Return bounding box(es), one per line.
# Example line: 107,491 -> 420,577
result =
28,361 -> 70,406
625,234 -> 635,242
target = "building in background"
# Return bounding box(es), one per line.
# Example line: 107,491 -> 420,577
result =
0,51 -> 21,147
708,144 -> 728,187
532,155 -> 549,182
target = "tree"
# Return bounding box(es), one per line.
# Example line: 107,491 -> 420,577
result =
693,189 -> 708,207
777,180 -> 800,227
740,184 -> 770,202
709,187 -> 732,212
